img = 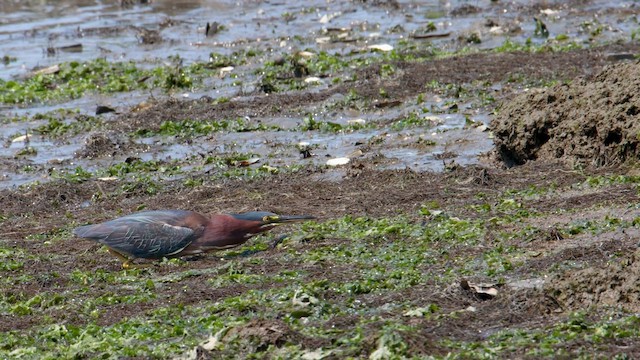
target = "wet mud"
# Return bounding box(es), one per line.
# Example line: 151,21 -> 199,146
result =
493,61 -> 640,167
2,0 -> 640,358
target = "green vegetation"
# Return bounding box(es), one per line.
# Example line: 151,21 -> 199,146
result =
3,189 -> 639,358
298,114 -> 371,132
0,57 -> 241,105
0,246 -> 26,271
580,174 -> 640,188
494,38 -> 582,54
134,117 -> 279,137
255,44 -> 430,93
34,115 -> 104,139
1,59 -> 144,104
390,111 -> 438,131
447,312 -> 640,358
1,7 -> 637,358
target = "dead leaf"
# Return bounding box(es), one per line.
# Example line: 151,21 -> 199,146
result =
460,279 -> 499,298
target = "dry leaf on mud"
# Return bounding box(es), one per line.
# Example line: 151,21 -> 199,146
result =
403,307 -> 432,317
301,348 -> 332,360
460,279 -> 500,298
199,327 -> 229,351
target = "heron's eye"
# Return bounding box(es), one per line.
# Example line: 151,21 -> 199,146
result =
262,215 -> 279,223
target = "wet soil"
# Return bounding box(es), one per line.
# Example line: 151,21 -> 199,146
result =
3,160 -> 640,357
117,45 -> 632,130
3,0 -> 640,358
493,59 -> 640,167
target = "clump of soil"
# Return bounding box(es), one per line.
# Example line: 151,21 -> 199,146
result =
546,251 -> 640,312
492,61 -> 640,167
75,132 -> 148,159
191,319 -> 324,359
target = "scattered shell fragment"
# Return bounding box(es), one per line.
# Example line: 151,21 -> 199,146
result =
12,134 -> 33,143
304,77 -> 322,84
219,66 -> 234,76
297,51 -> 315,58
367,44 -> 393,52
316,37 -> 331,44
540,9 -> 559,16
98,176 -> 118,181
31,64 -> 60,76
319,12 -> 340,24
347,118 -> 366,125
326,157 -> 350,166
489,26 -> 504,35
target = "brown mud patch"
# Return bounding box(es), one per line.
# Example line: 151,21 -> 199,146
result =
114,44 -> 640,133
493,60 -> 640,167
3,0 -> 640,357
547,250 -> 640,313
2,154 -> 640,358
75,132 -> 150,159
1,161 -> 635,335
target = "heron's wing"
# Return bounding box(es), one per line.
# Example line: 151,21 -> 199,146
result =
74,210 -> 202,258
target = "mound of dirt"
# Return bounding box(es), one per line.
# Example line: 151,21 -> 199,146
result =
546,251 -> 640,312
189,319 -> 325,359
492,61 -> 640,167
75,132 -> 149,159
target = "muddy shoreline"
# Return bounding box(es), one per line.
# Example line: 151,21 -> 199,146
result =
3,1 -> 640,358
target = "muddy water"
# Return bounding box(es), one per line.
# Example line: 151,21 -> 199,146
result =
0,0 -> 637,188
1,0 -> 636,81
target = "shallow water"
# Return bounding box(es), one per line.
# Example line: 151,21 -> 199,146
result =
3,0 -> 635,81
0,0 -> 637,188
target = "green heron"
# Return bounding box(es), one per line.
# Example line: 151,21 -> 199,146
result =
74,210 -> 314,269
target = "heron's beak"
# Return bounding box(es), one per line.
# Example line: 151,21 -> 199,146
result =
262,214 -> 316,225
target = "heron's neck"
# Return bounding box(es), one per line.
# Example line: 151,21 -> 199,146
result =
203,214 -> 262,244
